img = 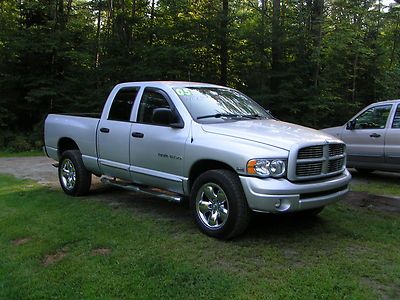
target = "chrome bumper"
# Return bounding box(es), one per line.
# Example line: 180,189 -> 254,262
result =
239,169 -> 351,213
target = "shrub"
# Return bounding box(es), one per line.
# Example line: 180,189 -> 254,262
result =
7,135 -> 32,152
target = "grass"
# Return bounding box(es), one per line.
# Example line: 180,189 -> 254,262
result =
350,171 -> 400,197
0,150 -> 43,158
1,174 -> 400,299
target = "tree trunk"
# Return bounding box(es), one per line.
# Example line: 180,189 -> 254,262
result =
219,0 -> 228,85
389,14 -> 400,69
106,0 -> 114,39
66,0 -> 73,23
260,0 -> 266,90
270,0 -> 281,94
149,0 -> 156,44
131,0 -> 137,20
352,53 -> 358,103
58,0 -> 65,29
310,0 -> 324,127
311,0 -> 324,90
19,0 -> 23,29
260,0 -> 265,28
95,2 -> 102,68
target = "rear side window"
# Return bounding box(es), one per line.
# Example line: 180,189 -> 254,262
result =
108,87 -> 139,121
392,105 -> 400,128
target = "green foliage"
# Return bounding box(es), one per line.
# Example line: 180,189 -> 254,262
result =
0,0 -> 399,136
6,135 -> 32,152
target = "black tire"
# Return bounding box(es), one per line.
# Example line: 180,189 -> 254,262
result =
355,168 -> 374,174
294,206 -> 324,217
190,169 -> 251,240
58,150 -> 92,196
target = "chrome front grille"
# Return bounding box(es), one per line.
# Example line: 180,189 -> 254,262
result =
328,157 -> 345,173
298,145 -> 323,159
329,144 -> 345,157
293,143 -> 346,181
296,162 -> 322,176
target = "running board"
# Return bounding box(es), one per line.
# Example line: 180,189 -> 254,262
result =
100,177 -> 183,203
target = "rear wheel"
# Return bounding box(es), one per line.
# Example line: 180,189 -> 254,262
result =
58,150 -> 92,196
190,169 -> 250,239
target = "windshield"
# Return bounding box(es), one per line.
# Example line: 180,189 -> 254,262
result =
173,87 -> 271,123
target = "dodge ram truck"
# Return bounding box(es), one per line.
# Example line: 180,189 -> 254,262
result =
44,81 -> 351,239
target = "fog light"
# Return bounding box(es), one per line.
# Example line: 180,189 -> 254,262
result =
274,199 -> 281,208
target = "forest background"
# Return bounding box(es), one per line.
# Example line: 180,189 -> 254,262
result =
0,0 -> 399,151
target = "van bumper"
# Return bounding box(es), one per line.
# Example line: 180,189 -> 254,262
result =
239,169 -> 351,213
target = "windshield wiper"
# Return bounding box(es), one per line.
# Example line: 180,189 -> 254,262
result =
197,113 -> 244,120
197,113 -> 267,120
242,114 -> 266,119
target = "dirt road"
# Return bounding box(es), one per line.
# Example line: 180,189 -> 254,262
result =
0,156 -> 190,220
0,156 -> 58,186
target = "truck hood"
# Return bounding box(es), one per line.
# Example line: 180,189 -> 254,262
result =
201,119 -> 338,151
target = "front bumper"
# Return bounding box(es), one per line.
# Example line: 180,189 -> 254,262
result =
239,169 -> 351,213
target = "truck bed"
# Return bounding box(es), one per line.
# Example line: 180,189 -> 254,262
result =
44,114 -> 101,174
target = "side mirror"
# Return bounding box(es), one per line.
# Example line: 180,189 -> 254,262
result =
346,120 -> 356,130
152,108 -> 184,128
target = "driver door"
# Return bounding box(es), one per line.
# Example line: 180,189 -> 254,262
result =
341,104 -> 392,165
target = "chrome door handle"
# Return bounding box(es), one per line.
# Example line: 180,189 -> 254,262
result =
369,133 -> 381,138
132,132 -> 144,138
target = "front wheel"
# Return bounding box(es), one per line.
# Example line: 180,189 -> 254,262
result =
190,169 -> 250,240
58,150 -> 92,196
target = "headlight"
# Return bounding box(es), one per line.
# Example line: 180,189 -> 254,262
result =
247,159 -> 286,178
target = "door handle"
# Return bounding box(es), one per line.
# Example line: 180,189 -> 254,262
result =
369,133 -> 381,138
100,127 -> 110,133
132,132 -> 144,138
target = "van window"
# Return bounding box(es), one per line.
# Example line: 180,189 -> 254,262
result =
392,105 -> 400,128
354,104 -> 392,130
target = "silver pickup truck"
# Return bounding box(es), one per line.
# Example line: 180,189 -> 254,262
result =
44,81 -> 351,239
323,100 -> 400,174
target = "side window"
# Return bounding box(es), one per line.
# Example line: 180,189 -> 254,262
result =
137,89 -> 171,124
392,105 -> 400,129
354,104 -> 392,130
108,87 -> 139,122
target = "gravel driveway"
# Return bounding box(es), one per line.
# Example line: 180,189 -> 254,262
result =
0,156 -> 58,186
0,156 -> 189,220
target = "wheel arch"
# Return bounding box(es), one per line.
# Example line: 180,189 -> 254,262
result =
188,159 -> 237,193
58,137 -> 80,159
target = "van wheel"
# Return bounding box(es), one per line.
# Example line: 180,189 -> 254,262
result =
190,169 -> 250,240
58,150 -> 92,196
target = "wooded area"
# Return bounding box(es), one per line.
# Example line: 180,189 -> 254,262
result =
0,0 -> 399,150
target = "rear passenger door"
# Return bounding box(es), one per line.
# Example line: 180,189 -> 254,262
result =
97,87 -> 139,180
385,104 -> 400,166
129,88 -> 189,193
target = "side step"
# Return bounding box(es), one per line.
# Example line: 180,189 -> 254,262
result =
100,177 -> 183,203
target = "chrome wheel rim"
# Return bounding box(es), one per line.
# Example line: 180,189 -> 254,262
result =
61,159 -> 76,190
196,183 -> 229,229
